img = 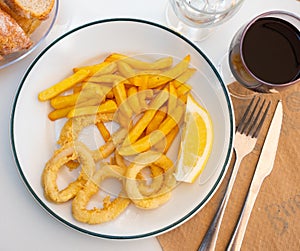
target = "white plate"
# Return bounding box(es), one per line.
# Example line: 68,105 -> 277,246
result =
11,19 -> 234,239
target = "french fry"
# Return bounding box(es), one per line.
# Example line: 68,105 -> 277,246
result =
148,89 -> 169,110
138,69 -> 162,75
90,61 -> 117,76
105,53 -> 173,70
159,102 -> 184,130
112,82 -> 127,106
81,82 -> 111,99
92,128 -> 128,161
144,89 -> 154,99
137,85 -> 148,111
127,56 -> 173,70
127,88 -> 154,114
87,74 -> 130,85
157,103 -> 184,131
172,68 -> 196,88
73,61 -> 117,76
73,84 -> 83,93
164,125 -> 179,153
118,130 -> 164,156
127,70 -> 161,87
122,109 -> 157,146
129,74 -> 150,87
67,100 -> 117,118
50,83 -> 109,109
147,55 -> 190,88
168,82 -> 177,114
73,61 -> 107,72
117,61 -> 135,78
77,98 -> 101,107
50,92 -> 81,109
104,53 -> 126,63
154,125 -> 179,154
176,83 -> 192,101
96,121 -> 111,142
113,81 -> 132,118
48,106 -> 73,121
178,94 -> 188,104
38,69 -> 90,101
146,106 -> 167,134
106,89 -> 114,99
138,88 -> 154,108
127,86 -> 141,114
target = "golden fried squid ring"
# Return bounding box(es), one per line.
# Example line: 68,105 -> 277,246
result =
115,152 -> 164,196
72,164 -> 130,224
57,113 -> 114,146
42,141 -> 95,203
57,114 -> 127,162
125,151 -> 176,209
137,164 -> 164,196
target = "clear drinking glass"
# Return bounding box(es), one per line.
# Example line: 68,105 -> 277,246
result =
223,11 -> 300,98
166,0 -> 246,41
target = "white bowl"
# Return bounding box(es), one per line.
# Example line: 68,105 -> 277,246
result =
11,19 -> 234,239
0,0 -> 58,69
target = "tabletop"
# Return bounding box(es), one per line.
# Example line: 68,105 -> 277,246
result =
0,0 -> 299,250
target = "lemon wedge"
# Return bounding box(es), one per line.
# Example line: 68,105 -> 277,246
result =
175,94 -> 213,183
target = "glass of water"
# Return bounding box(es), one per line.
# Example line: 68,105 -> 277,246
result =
166,0 -> 245,41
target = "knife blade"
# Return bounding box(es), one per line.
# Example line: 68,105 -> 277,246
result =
227,99 -> 283,251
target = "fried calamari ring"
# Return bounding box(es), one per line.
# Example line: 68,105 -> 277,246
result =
57,113 -> 127,162
136,164 -> 164,196
125,151 -> 176,209
72,164 -> 130,224
42,141 -> 95,203
115,152 -> 164,196
58,113 -> 114,146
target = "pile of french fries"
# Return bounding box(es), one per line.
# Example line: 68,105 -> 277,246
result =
38,53 -> 196,157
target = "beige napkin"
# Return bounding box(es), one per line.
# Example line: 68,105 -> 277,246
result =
157,82 -> 300,250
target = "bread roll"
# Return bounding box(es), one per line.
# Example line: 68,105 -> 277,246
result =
0,8 -> 32,57
0,0 -> 41,35
5,0 -> 55,20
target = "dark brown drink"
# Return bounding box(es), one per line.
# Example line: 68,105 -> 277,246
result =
242,17 -> 300,85
228,11 -> 300,91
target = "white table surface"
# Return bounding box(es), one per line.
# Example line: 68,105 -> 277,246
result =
1,0 -> 299,250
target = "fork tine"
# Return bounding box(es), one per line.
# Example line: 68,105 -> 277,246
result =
246,99 -> 266,136
242,97 -> 261,135
237,96 -> 271,138
252,101 -> 271,138
237,96 -> 261,134
237,96 -> 257,133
